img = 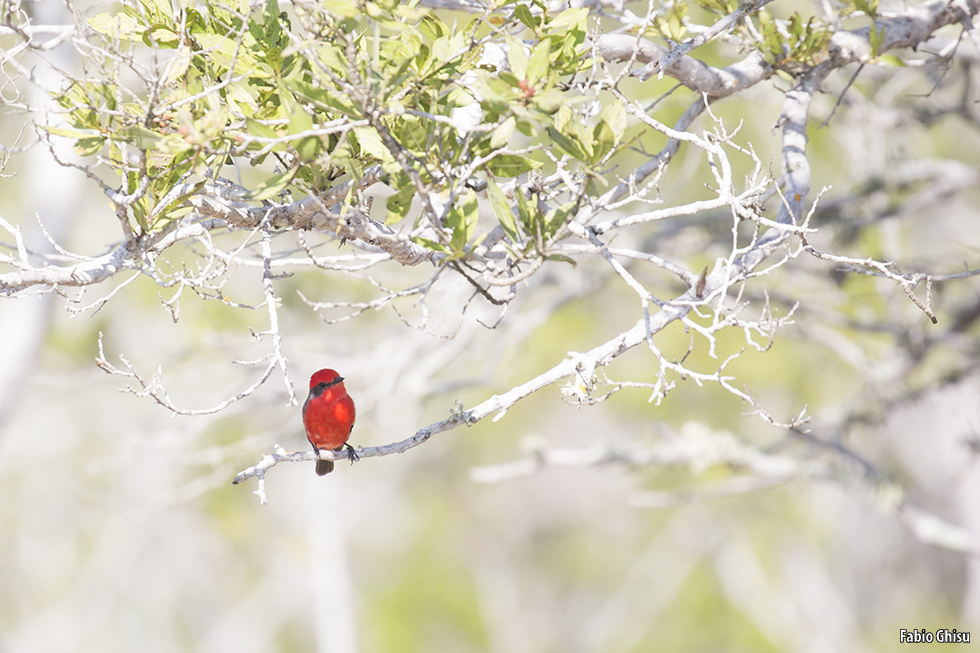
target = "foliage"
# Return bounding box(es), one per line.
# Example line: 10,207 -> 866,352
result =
65,0 -> 612,260
756,10 -> 831,72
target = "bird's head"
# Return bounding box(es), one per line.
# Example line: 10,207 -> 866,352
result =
309,368 -> 344,391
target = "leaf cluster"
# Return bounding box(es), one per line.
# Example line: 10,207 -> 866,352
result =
649,1 -> 689,43
756,10 -> 832,73
49,0 -> 637,261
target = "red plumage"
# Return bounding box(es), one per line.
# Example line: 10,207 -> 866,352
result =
303,368 -> 357,476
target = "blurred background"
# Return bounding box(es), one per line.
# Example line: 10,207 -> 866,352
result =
3,0 -> 980,651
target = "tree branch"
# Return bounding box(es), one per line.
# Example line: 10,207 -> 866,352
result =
634,0 -> 779,80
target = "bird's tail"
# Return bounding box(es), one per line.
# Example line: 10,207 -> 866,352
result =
315,459 -> 335,475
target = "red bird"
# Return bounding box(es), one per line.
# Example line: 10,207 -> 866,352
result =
303,369 -> 357,476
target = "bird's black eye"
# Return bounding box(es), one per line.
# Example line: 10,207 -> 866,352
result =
319,382 -> 328,389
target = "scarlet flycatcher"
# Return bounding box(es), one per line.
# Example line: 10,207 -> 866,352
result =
303,369 -> 357,476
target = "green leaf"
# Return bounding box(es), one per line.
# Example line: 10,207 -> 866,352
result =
430,35 -> 456,67
423,31 -> 465,77
546,253 -> 577,267
244,167 -> 297,201
149,205 -> 193,230
546,125 -> 586,161
224,82 -> 257,117
245,118 -> 279,140
385,185 -> 415,224
313,42 -> 348,75
381,40 -> 416,80
532,88 -> 563,114
868,22 -> 883,56
287,79 -> 355,114
419,14 -> 447,41
543,201 -> 575,237
489,116 -> 516,149
487,179 -> 519,243
351,127 -> 392,162
88,13 -> 143,39
757,11 -> 784,63
553,104 -> 573,132
288,104 -> 313,135
692,0 -> 736,15
851,0 -> 878,16
549,7 -> 588,31
195,33 -> 270,78
788,14 -> 804,39
164,49 -> 193,85
469,230 -> 490,252
514,5 -> 537,30
297,139 -> 321,161
515,188 -> 532,229
131,198 -> 149,234
323,0 -> 359,17
507,37 -> 528,81
149,179 -> 205,225
413,236 -> 450,253
74,136 -> 107,157
592,121 -> 615,163
119,125 -> 163,149
559,30 -> 586,65
525,37 -> 551,86
486,154 -> 541,177
141,0 -> 174,21
474,72 -> 520,104
598,99 -> 627,144
446,87 -> 475,108
667,9 -> 685,41
447,189 -> 479,251
389,116 -> 430,152
45,125 -> 97,139
877,54 -> 906,67
143,24 -> 180,48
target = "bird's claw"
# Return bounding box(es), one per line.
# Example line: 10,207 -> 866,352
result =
343,442 -> 360,465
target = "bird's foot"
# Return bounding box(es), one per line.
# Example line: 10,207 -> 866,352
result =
338,442 -> 360,465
